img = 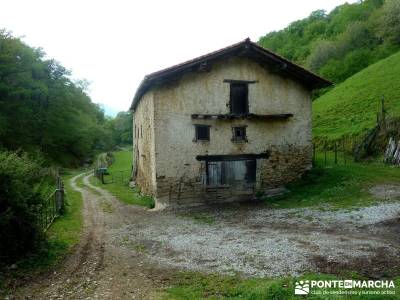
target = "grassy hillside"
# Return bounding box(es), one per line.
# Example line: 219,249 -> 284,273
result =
313,50 -> 400,140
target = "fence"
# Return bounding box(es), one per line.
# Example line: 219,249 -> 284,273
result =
313,136 -> 359,166
384,137 -> 400,165
39,176 -> 64,231
109,170 -> 131,184
313,95 -> 400,165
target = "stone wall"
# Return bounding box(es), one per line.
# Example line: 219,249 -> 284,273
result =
155,175 -> 255,207
133,91 -> 156,196
259,145 -> 313,189
154,144 -> 312,207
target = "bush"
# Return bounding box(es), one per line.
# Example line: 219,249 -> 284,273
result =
0,151 -> 53,264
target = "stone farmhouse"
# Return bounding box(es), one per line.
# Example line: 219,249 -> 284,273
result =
130,39 -> 331,208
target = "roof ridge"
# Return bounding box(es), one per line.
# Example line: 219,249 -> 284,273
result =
130,39 -> 332,111
145,38 -> 250,79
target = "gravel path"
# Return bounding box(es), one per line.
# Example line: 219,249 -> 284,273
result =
13,178 -> 400,299
115,190 -> 400,278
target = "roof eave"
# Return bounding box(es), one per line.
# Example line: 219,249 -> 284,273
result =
129,40 -> 332,111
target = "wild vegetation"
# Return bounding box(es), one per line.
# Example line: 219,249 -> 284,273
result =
258,0 -> 400,84
0,151 -> 53,263
0,30 -> 133,167
0,31 -> 108,166
0,170 -> 83,294
107,112 -> 133,146
0,29 -> 132,269
258,0 -> 400,147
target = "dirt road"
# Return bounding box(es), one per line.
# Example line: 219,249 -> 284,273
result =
16,173 -> 171,299
14,174 -> 400,299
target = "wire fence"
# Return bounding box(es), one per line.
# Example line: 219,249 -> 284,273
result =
312,136 -> 361,166
313,95 -> 400,165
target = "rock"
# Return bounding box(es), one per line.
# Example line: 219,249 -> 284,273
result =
10,264 -> 17,270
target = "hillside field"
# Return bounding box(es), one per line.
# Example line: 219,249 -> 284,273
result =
313,51 -> 400,140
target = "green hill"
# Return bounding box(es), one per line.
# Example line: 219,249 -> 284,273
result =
258,0 -> 400,83
313,50 -> 400,140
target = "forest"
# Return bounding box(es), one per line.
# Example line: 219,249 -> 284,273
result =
0,29 -> 132,167
0,29 -> 132,262
258,0 -> 400,84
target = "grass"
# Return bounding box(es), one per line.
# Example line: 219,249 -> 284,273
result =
263,155 -> 400,210
162,272 -> 400,300
91,150 -> 155,208
48,171 -> 84,249
0,170 -> 84,295
313,51 -> 400,141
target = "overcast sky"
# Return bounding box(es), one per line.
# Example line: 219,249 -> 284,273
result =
1,0 -> 353,115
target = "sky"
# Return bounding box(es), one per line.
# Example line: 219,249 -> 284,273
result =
0,0 -> 354,116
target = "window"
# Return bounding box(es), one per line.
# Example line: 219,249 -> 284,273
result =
194,125 -> 210,141
230,83 -> 248,115
232,126 -> 247,142
206,159 -> 256,186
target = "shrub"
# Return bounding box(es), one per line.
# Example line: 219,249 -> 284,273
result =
0,151 -> 53,264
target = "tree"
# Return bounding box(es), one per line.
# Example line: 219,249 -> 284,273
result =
0,30 -> 114,166
258,0 -> 397,84
109,112 -> 133,145
307,40 -> 337,71
377,0 -> 400,44
0,151 -> 51,262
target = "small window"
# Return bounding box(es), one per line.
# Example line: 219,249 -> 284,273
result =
232,126 -> 247,142
194,125 -> 210,141
230,83 -> 248,115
